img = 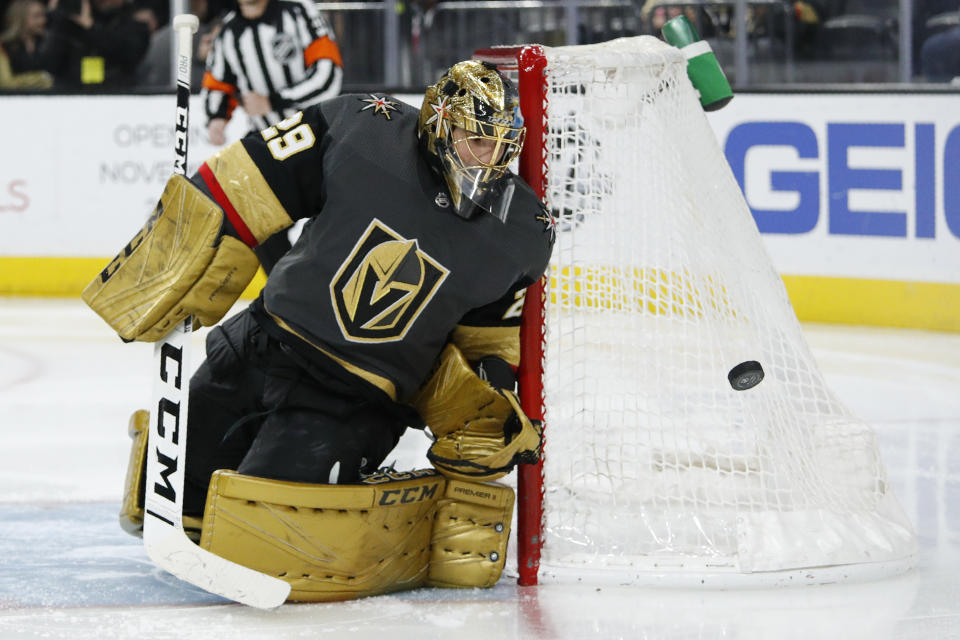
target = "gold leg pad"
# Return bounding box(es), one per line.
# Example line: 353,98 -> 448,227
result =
199,469 -> 446,602
427,480 -> 515,588
119,410 -> 150,537
118,409 -> 204,542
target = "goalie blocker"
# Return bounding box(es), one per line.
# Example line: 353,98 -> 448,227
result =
81,174 -> 262,342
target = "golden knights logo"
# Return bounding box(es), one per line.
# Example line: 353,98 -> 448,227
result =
330,219 -> 449,343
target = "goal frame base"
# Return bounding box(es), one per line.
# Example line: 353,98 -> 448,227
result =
522,555 -> 917,588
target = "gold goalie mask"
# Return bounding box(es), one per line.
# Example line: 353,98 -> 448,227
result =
418,60 -> 526,222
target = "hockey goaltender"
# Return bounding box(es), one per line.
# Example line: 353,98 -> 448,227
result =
81,60 -> 555,602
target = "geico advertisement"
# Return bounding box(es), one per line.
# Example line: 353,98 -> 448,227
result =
1,93 -> 958,284
707,93 -> 960,283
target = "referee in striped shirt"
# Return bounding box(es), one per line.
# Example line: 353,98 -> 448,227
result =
201,0 -> 343,271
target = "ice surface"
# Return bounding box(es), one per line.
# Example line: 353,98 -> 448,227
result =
0,299 -> 957,639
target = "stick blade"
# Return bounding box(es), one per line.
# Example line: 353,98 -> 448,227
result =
144,519 -> 291,609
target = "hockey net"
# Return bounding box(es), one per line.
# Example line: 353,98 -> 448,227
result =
474,37 -> 916,586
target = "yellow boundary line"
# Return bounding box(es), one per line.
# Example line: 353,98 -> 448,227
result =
779,275 -> 960,333
3,257 -> 958,333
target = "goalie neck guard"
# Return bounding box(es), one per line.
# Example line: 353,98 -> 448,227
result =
418,60 -> 525,222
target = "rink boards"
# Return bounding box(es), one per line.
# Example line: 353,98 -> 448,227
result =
1,92 -> 958,332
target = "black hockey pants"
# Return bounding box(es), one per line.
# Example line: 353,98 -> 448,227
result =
182,308 -> 407,517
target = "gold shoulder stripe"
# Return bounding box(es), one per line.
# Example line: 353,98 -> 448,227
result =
205,142 -> 294,244
266,306 -> 398,400
451,324 -> 520,366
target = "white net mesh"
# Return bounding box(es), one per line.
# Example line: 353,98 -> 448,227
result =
514,37 -> 916,583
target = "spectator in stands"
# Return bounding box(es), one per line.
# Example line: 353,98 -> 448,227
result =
1,0 -> 47,62
201,0 -> 343,274
44,0 -> 151,89
0,0 -> 53,85
0,40 -> 51,87
641,1 -> 834,63
130,1 -> 156,34
755,1 -> 831,60
136,0 -> 220,88
919,1 -> 960,81
640,2 -> 718,38
790,1 -> 829,59
921,23 -> 960,81
133,0 -> 165,28
912,0 -> 957,74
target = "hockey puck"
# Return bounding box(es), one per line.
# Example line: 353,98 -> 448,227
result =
728,361 -> 764,391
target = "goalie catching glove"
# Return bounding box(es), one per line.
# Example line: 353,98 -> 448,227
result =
81,174 -> 260,342
411,343 -> 541,482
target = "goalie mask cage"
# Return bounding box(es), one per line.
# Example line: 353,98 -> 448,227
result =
474,37 -> 917,587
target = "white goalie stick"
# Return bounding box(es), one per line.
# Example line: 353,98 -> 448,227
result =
142,14 -> 291,609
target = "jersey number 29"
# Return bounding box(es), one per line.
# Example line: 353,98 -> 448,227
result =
262,112 -> 316,161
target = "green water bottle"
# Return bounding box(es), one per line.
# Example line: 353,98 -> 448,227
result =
661,15 -> 733,111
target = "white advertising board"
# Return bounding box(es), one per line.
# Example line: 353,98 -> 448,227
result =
1,92 -> 959,286
0,94 -> 249,257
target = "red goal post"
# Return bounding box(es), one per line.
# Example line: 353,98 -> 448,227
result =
474,44 -> 548,586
